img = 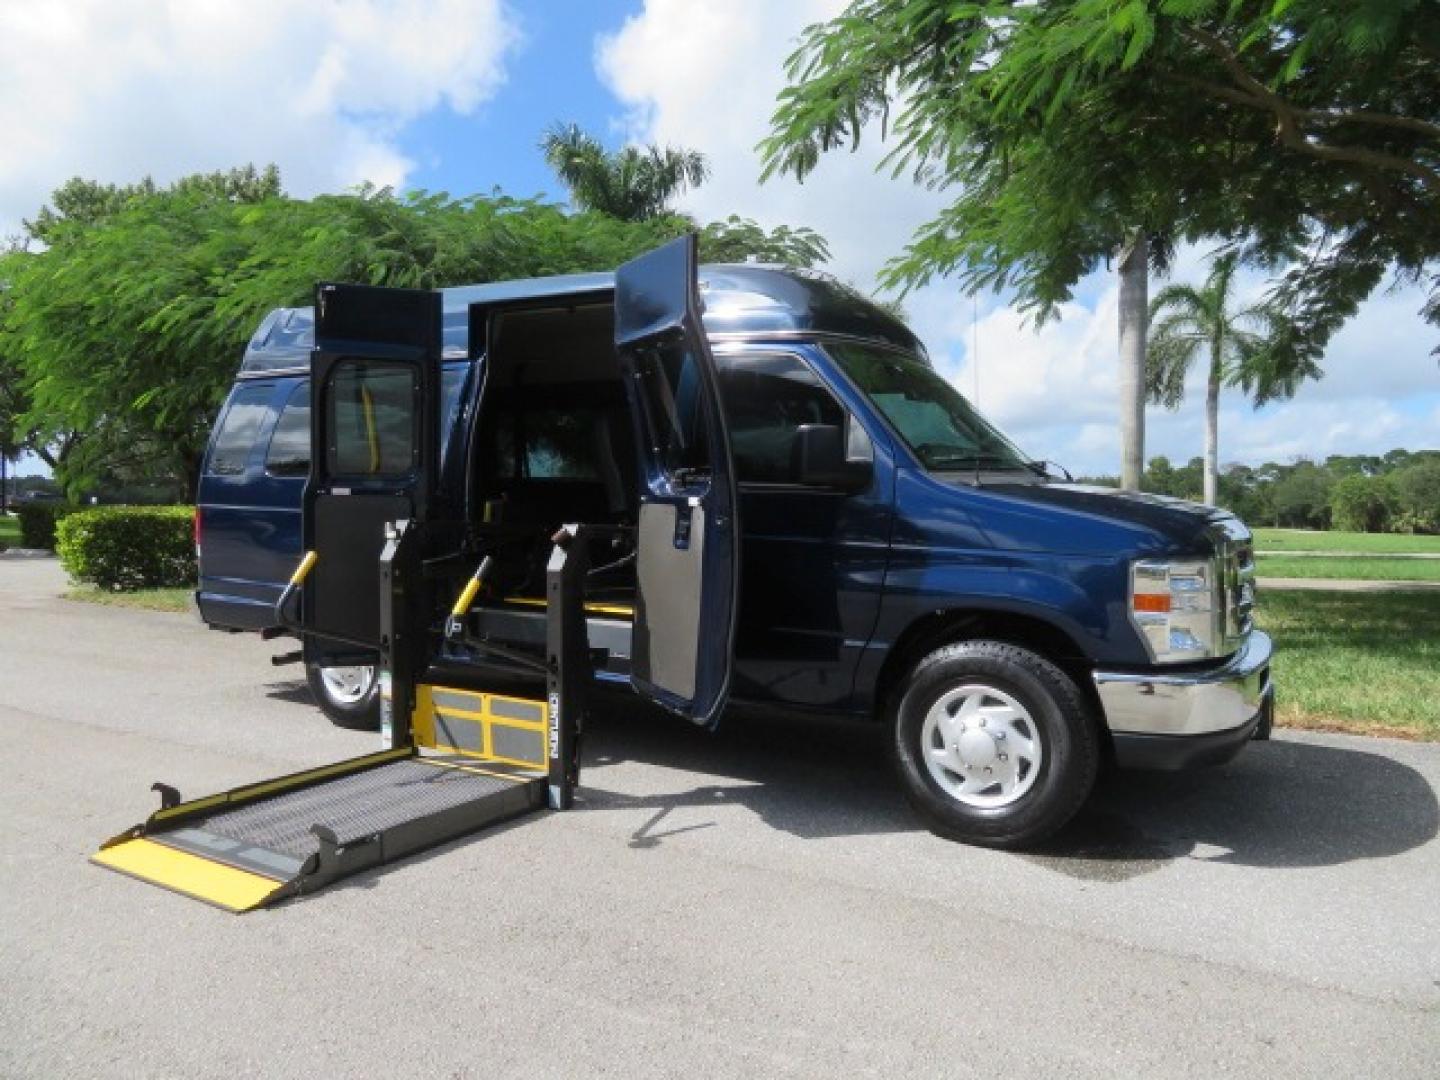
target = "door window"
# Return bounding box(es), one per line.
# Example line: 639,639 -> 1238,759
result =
326,360 -> 417,478
716,352 -> 863,484
206,385 -> 273,476
633,345 -> 710,478
264,382 -> 311,477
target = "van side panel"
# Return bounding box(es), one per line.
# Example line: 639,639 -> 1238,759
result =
196,379 -> 306,630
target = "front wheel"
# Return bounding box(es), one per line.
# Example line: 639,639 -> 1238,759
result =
890,641 -> 1098,849
305,662 -> 380,731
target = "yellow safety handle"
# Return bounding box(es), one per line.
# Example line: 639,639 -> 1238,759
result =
290,550 -> 319,587
360,384 -> 380,473
448,556 -> 494,630
451,573 -> 483,619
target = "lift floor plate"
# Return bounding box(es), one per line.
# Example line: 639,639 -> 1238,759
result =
93,751 -> 545,912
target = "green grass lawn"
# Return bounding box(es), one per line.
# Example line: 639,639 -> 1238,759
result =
0,514 -> 19,547
1256,555 -> 1440,581
1257,591 -> 1440,740
1253,527 -> 1440,554
63,586 -> 193,613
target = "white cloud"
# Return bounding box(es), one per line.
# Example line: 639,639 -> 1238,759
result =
598,0 -> 947,288
0,0 -> 521,235
598,1 -> 1439,476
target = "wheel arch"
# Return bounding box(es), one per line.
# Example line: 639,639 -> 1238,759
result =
873,607 -> 1107,748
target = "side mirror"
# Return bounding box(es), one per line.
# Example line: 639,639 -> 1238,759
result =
792,424 -> 872,492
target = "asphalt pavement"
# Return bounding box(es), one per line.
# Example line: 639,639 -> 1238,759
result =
1,555 -> 1437,1078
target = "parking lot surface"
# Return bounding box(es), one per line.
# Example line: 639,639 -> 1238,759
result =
2,556 -> 1437,1078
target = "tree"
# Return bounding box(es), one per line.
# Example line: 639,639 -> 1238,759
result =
6,168 -> 839,498
1146,253 -> 1287,505
1271,462 -> 1334,529
1392,459 -> 1440,533
25,166 -> 282,243
1330,473 -> 1398,532
1117,234 -> 1149,489
541,123 -> 710,222
760,1 -> 1440,481
699,215 -> 830,268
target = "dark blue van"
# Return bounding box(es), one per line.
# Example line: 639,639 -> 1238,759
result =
197,242 -> 1272,846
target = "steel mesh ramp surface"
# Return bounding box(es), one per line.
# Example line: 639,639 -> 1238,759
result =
92,750 -> 545,912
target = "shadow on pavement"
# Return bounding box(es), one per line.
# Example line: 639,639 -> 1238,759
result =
580,703 -> 916,842
251,679 -> 1438,883
580,703 -> 1439,876
264,679 -> 317,707
1031,737 -> 1439,879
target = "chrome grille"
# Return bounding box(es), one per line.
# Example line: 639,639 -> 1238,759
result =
1213,532 -> 1256,654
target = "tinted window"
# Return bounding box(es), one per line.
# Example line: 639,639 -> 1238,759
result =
264,382 -> 310,476
633,344 -> 709,476
326,360 -> 416,477
206,385 -> 273,476
716,353 -> 849,484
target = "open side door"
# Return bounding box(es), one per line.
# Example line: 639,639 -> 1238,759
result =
303,282 -> 442,661
615,235 -> 739,726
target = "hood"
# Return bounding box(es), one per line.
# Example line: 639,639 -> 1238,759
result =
979,481 -> 1248,551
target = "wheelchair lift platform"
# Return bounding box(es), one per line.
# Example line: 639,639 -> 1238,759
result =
92,523 -> 595,913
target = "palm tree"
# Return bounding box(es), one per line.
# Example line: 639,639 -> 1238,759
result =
1117,232 -> 1148,492
1147,253 -> 1288,506
540,123 -> 709,222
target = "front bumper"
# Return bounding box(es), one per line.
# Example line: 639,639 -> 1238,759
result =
1094,631 -> 1274,770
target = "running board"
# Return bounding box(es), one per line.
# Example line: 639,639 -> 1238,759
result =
92,748 -> 545,912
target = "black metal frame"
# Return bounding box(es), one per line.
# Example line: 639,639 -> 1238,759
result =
545,525 -> 589,809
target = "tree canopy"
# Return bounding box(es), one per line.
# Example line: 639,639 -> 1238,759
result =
0,168 -> 833,497
1086,449 -> 1440,533
760,0 -> 1440,368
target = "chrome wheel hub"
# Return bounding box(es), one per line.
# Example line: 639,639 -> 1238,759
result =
921,684 -> 1043,808
319,665 -> 375,706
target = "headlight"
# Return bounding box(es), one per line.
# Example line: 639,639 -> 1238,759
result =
1130,557 -> 1220,662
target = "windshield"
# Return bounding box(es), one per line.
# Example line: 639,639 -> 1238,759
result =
825,342 -> 1033,472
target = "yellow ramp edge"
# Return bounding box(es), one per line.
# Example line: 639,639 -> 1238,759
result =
92,839 -> 281,913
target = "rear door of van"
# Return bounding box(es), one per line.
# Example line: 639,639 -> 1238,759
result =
301,283 -> 442,663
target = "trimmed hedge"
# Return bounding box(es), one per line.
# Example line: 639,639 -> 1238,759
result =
16,502 -> 76,549
56,506 -> 196,591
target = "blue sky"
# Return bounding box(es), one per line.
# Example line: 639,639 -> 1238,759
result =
398,2 -> 636,203
1,0 -> 1435,478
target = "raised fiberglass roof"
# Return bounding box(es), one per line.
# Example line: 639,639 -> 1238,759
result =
238,263 -> 926,376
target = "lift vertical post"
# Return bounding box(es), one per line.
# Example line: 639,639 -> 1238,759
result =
377,519 -> 422,750
545,525 -> 591,810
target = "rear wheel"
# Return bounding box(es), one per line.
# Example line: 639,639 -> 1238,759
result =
305,662 -> 380,731
890,640 -> 1098,848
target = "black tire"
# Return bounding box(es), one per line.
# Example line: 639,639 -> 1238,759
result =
890,640 -> 1098,849
305,661 -> 381,731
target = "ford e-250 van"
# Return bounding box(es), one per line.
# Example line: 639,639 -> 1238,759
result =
195,236 -> 1273,847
